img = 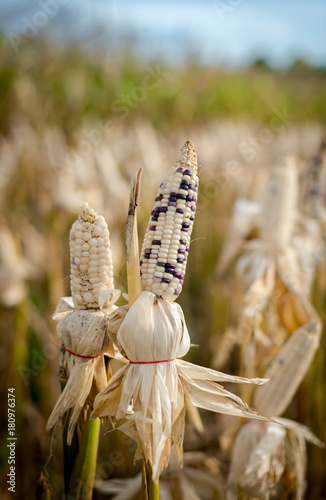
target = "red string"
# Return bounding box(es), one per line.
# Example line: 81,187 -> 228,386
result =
61,343 -> 104,360
129,358 -> 175,365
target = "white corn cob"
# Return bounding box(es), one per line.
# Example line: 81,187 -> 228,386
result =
70,202 -> 114,309
260,156 -> 298,248
140,140 -> 199,301
253,320 -> 321,417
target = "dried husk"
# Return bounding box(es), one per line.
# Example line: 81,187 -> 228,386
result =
46,290 -> 120,444
253,320 -> 321,418
92,291 -> 270,482
226,417 -> 324,500
227,421 -> 286,500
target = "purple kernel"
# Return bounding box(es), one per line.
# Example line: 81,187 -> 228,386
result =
165,270 -> 174,275
176,209 -> 184,214
181,228 -> 188,232
145,248 -> 151,253
140,260 -> 143,265
177,258 -> 183,263
144,254 -> 150,259
180,239 -> 186,245
191,206 -> 196,212
155,195 -> 163,201
152,240 -> 161,245
162,278 -> 170,283
153,277 -> 162,283
71,258 -> 75,264
177,194 -> 187,200
168,202 -> 177,207
174,289 -> 180,296
182,223 -> 190,228
176,167 -> 184,173
178,249 -> 185,254
169,196 -> 177,202
186,247 -> 189,251
157,262 -> 165,267
190,217 -> 194,221
184,169 -> 192,176
151,216 -> 158,221
186,195 -> 193,202
159,207 -> 167,212
149,226 -> 156,231
174,272 -> 182,279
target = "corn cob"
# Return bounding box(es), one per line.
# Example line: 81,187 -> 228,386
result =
140,140 -> 199,301
70,202 -> 114,309
253,320 -> 321,417
260,156 -> 298,248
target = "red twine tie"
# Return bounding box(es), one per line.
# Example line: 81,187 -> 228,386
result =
129,358 -> 175,365
61,343 -> 104,360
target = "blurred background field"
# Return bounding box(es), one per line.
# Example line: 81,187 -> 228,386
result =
0,1 -> 326,499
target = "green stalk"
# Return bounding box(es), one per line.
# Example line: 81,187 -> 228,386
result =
143,459 -> 159,500
68,417 -> 101,500
59,377 -> 79,495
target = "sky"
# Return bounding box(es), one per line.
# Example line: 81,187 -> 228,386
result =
1,0 -> 326,68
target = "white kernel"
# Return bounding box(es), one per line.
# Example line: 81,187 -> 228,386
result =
89,238 -> 98,247
73,293 -> 82,303
93,225 -> 103,236
79,264 -> 88,272
83,292 -> 94,302
89,247 -> 98,254
82,232 -> 91,241
89,277 -> 100,284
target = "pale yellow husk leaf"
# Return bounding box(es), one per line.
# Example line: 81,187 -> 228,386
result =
92,291 -> 270,482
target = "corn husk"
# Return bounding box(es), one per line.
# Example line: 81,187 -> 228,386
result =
46,290 -> 120,444
253,319 -> 321,418
226,417 -> 324,500
227,421 -> 286,499
92,291 -> 270,482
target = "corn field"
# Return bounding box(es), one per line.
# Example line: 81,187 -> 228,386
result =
0,40 -> 326,500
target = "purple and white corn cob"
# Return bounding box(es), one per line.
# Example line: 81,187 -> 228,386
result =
140,140 -> 199,301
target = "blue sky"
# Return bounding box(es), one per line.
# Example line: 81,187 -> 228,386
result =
2,0 -> 326,68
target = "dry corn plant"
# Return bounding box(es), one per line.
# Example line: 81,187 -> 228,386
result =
215,156 -> 324,499
215,156 -> 321,375
92,140 -> 272,498
46,202 -> 122,498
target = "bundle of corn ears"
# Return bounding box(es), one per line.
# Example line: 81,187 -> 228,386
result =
92,140 -> 270,482
47,202 -> 120,443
